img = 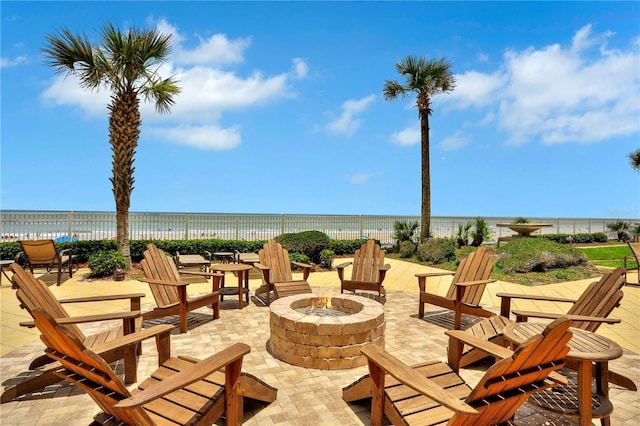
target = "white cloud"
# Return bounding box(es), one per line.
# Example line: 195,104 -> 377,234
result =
349,172 -> 375,184
1,55 -> 27,68
147,124 -> 241,150
292,58 -> 309,79
40,19 -> 308,150
439,131 -> 472,151
390,126 -> 420,146
445,24 -> 640,146
325,94 -> 375,136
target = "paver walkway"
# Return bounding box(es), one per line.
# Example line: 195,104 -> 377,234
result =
1,259 -> 638,425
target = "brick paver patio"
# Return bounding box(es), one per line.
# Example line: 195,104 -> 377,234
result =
1,260 -> 638,425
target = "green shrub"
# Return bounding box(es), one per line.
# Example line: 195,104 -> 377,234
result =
276,231 -> 330,263
497,238 -> 588,273
471,217 -> 491,247
392,220 -> 419,252
88,250 -> 127,277
607,220 -> 631,242
456,222 -> 472,247
319,249 -> 335,270
289,252 -> 310,268
417,238 -> 457,264
398,240 -> 416,258
512,217 -> 530,224
329,239 -> 370,255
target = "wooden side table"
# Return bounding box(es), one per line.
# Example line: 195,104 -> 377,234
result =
504,322 -> 623,426
210,263 -> 252,309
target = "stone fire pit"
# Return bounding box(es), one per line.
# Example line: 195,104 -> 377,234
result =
269,293 -> 385,369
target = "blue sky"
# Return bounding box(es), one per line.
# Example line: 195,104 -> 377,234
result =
1,1 -> 639,219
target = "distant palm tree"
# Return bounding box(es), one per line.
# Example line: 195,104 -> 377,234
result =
629,148 -> 640,172
383,56 -> 456,241
43,23 -> 181,265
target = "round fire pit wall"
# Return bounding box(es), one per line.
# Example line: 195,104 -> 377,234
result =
269,294 -> 385,370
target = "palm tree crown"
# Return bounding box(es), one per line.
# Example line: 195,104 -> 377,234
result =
383,55 -> 456,241
43,22 -> 181,265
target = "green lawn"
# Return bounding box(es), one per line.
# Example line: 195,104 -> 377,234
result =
575,244 -> 637,269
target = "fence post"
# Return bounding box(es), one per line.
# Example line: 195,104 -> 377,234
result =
281,214 -> 285,236
184,212 -> 189,240
359,215 -> 364,239
67,211 -> 73,241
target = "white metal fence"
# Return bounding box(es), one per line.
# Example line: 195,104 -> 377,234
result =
0,210 -> 636,245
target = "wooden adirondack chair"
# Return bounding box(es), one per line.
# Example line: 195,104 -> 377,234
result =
451,267 -> 635,391
253,239 -> 312,306
2,263 -> 174,403
17,239 -> 78,285
337,239 -> 390,302
624,242 -> 640,285
140,244 -> 222,333
416,246 -> 496,329
31,308 -> 277,426
342,317 -> 572,426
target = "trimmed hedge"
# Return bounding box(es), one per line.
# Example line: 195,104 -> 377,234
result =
0,237 -> 375,266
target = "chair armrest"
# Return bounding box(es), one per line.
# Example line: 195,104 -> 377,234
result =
140,278 -> 189,287
14,251 -> 24,263
360,344 -> 478,417
380,264 -> 391,271
416,271 -> 455,292
291,261 -> 312,280
115,342 -> 251,409
179,271 -> 223,278
446,329 -> 514,360
90,324 -> 175,356
58,293 -> 146,304
498,292 -> 576,318
455,279 -> 496,287
513,310 -> 622,324
56,311 -> 141,325
335,261 -> 352,270
253,263 -> 269,271
58,248 -> 73,258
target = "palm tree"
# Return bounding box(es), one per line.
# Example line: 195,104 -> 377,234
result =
383,56 -> 456,241
43,23 -> 181,266
628,148 -> 640,172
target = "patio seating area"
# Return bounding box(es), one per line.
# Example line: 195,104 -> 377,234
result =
1,257 -> 639,425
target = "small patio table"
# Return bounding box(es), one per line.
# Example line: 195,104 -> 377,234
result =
504,322 -> 622,426
0,259 -> 15,285
210,263 -> 252,309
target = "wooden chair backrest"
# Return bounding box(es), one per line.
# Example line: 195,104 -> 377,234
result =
258,239 -> 293,283
629,242 -> 640,262
31,309 -> 152,424
456,317 -> 572,424
141,244 -> 182,308
19,239 -> 58,264
350,239 -> 385,283
568,267 -> 625,332
445,246 -> 493,305
9,263 -> 85,339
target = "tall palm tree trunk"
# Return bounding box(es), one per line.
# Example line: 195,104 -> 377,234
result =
109,90 -> 140,266
420,112 -> 431,241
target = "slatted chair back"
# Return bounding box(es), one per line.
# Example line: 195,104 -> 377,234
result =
567,267 -> 625,332
19,240 -> 59,265
350,239 -> 386,284
10,263 -> 85,340
444,246 -> 493,305
456,317 -> 572,424
32,309 -> 153,425
141,244 -> 182,309
258,239 -> 294,284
